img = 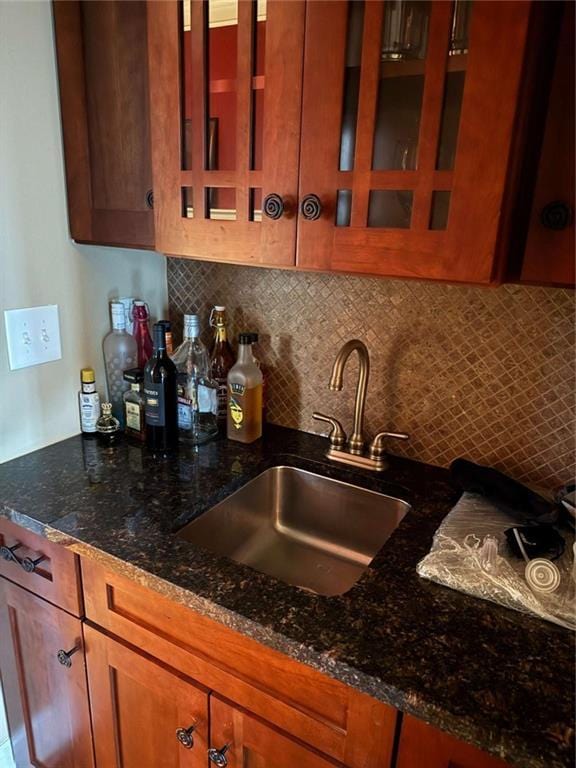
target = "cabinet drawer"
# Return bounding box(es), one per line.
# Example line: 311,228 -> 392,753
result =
0,518 -> 82,616
82,557 -> 396,767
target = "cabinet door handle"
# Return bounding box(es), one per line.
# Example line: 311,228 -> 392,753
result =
176,724 -> 196,749
300,194 -> 322,221
57,645 -> 80,668
208,744 -> 230,767
262,193 -> 285,220
540,201 -> 573,230
146,189 -> 154,209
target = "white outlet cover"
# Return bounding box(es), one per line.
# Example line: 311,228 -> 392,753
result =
4,305 -> 62,370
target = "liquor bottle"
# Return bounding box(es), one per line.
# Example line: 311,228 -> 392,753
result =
172,314 -> 218,444
103,302 -> 138,425
209,305 -> 235,423
78,367 -> 100,435
133,301 -> 153,368
247,332 -> 266,422
158,319 -> 174,356
144,322 -> 178,454
123,368 -> 146,442
96,402 -> 121,446
227,334 -> 263,444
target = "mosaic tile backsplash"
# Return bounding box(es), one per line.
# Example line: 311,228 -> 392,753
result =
168,259 -> 575,488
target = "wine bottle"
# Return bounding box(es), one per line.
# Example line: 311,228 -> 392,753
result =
144,322 -> 178,455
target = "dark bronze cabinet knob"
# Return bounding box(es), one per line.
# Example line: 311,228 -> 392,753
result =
540,201 -> 573,230
262,193 -> 285,220
300,194 -> 322,221
208,744 -> 230,767
57,645 -> 80,668
176,724 -> 196,749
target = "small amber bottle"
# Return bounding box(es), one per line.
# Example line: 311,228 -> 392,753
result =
227,334 -> 263,444
123,368 -> 146,442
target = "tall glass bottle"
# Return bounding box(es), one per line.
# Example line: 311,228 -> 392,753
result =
209,306 -> 235,424
227,334 -> 263,444
144,323 -> 178,455
172,314 -> 218,444
103,302 -> 138,425
133,301 -> 153,368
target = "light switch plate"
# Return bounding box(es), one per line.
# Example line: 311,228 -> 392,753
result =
4,305 -> 62,370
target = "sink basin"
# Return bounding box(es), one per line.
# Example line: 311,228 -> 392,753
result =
177,466 -> 410,596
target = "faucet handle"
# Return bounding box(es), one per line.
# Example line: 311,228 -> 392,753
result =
313,412 -> 346,450
369,431 -> 409,460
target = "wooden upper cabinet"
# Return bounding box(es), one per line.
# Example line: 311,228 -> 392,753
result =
516,0 -> 574,287
53,1 -> 154,249
0,579 -> 94,768
147,0 -> 305,266
297,0 -> 533,283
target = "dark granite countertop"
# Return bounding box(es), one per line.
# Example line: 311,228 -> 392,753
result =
0,426 -> 573,768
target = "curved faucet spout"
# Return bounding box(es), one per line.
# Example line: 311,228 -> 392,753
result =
328,340 -> 369,454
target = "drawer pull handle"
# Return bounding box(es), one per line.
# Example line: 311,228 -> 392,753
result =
57,645 -> 80,668
20,554 -> 47,573
0,542 -> 46,574
0,543 -> 23,562
208,744 -> 230,767
176,724 -> 196,749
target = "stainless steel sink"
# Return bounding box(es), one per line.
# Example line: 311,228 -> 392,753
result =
177,466 -> 410,596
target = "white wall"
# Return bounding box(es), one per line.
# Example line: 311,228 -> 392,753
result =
0,0 -> 168,463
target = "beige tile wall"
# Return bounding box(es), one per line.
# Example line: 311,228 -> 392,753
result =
168,259 -> 575,488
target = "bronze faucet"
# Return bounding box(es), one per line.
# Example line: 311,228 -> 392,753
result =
314,339 -> 409,472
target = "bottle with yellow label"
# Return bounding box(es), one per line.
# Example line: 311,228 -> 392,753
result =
227,333 -> 263,443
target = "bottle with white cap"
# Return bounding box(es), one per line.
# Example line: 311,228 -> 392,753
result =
172,314 -> 218,444
103,301 -> 138,425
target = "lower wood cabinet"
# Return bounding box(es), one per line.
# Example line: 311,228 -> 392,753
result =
210,696 -> 337,768
0,577 -> 94,768
396,715 -> 509,768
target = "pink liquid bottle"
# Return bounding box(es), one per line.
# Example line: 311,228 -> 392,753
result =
132,301 -> 153,368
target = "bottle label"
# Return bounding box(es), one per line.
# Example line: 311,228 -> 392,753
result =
177,397 -> 192,430
82,382 -> 96,394
145,385 -> 165,427
229,396 -> 244,430
198,384 -> 218,414
79,392 -> 100,433
215,378 -> 228,420
126,401 -> 141,432
229,382 -> 246,396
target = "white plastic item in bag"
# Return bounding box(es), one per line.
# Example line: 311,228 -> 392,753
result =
417,493 -> 575,631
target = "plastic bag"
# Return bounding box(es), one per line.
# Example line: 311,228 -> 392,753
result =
417,493 -> 575,630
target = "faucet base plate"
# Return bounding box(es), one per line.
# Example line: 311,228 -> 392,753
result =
326,448 -> 388,473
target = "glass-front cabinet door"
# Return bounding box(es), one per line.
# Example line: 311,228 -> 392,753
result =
297,0 -> 533,283
148,0 -> 305,265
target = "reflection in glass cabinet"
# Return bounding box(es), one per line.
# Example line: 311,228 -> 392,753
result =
181,0 -> 266,221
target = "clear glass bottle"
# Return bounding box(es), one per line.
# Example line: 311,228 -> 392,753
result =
133,300 -> 153,369
172,314 -> 218,444
96,402 -> 121,446
103,302 -> 138,425
123,368 -> 146,442
227,334 -> 263,444
209,305 -> 235,424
